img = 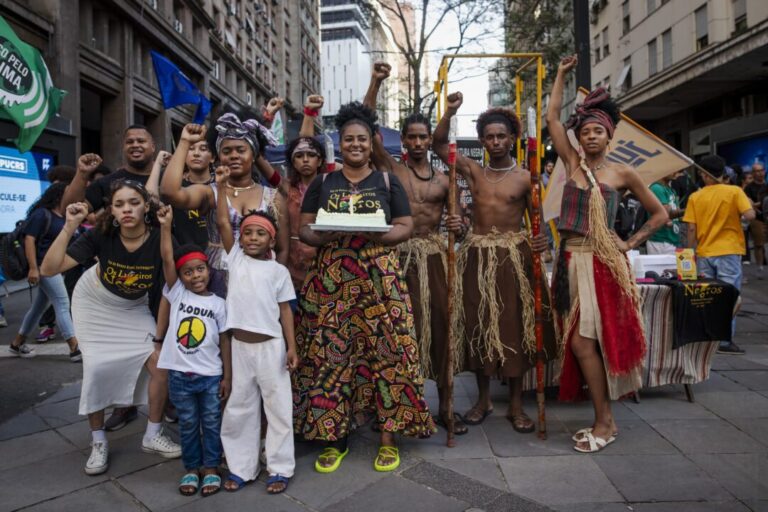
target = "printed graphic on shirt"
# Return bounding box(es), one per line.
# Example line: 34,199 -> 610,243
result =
327,187 -> 380,213
176,316 -> 206,351
100,259 -> 155,295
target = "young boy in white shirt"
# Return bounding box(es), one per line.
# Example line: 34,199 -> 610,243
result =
215,171 -> 298,495
157,206 -> 230,497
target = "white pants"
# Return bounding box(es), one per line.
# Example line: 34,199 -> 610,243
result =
646,241 -> 677,255
221,337 -> 294,480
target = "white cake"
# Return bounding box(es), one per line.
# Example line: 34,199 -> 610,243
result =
315,208 -> 388,229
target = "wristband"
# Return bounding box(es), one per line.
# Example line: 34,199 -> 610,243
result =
262,111 -> 275,122
267,171 -> 282,187
303,107 -> 319,117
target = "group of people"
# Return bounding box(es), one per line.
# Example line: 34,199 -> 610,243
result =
5,55 -> 757,496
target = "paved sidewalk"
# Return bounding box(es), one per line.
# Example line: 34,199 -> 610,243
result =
1,268 -> 767,511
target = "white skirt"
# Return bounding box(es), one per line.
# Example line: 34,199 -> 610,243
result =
72,265 -> 156,415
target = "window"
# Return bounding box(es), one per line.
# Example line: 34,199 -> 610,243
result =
662,29 -> 672,69
733,0 -> 747,33
593,35 -> 601,64
246,91 -> 253,105
616,57 -> 632,91
602,27 -> 609,56
648,38 -> 657,76
212,59 -> 220,79
622,0 -> 630,35
646,0 -> 656,15
695,5 -> 708,50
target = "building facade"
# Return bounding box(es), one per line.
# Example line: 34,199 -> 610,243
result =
0,0 -> 321,170
319,0 -> 401,127
590,0 -> 768,163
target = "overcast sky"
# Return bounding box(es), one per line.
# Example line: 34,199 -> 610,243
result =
426,4 -> 505,137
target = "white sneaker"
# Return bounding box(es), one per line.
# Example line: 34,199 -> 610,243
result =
141,429 -> 182,458
85,441 -> 109,475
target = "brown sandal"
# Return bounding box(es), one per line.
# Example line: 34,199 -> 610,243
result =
507,413 -> 535,433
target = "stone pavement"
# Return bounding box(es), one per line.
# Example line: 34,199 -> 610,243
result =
1,267 -> 767,511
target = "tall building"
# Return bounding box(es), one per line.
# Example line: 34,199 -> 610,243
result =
319,0 -> 401,127
590,0 -> 768,161
0,0 -> 321,170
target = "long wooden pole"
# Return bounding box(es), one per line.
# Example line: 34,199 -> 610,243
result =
527,73 -> 547,440
445,115 -> 458,448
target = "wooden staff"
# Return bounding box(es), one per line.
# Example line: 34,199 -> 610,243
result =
445,116 -> 458,447
527,110 -> 547,439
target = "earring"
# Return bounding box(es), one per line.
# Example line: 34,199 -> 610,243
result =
112,218 -> 119,227
144,213 -> 151,224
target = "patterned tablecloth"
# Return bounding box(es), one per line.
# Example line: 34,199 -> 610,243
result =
521,283 -> 719,391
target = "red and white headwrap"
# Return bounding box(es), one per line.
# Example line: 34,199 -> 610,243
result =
565,87 -> 616,138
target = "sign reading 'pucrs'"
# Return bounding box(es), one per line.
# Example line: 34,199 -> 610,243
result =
0,15 -> 65,153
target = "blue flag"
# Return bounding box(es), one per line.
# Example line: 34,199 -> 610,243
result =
150,50 -> 211,124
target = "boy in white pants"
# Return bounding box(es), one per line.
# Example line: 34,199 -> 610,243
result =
216,180 -> 298,494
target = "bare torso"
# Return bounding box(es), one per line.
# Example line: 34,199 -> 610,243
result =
463,161 -> 530,235
391,161 -> 449,237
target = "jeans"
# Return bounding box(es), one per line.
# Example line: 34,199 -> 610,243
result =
18,274 -> 75,340
698,254 -> 742,346
168,371 -> 223,470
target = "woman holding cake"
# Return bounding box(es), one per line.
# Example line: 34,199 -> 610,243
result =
294,101 -> 436,473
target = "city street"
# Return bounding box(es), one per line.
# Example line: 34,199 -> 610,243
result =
1,264 -> 767,512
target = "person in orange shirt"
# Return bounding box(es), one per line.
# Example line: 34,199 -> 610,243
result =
683,155 -> 755,355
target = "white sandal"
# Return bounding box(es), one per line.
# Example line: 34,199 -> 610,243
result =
572,427 -> 619,442
573,432 -> 616,453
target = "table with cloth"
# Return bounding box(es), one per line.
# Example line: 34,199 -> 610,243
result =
520,280 -> 737,397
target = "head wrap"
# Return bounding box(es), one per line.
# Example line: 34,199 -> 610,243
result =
291,138 -> 317,159
215,113 -> 278,155
565,87 -> 616,139
240,213 -> 277,239
175,251 -> 208,270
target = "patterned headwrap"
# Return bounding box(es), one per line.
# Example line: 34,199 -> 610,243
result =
215,113 -> 278,155
565,87 -> 616,139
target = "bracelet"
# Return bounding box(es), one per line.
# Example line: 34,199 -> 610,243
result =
303,107 -> 319,117
152,336 -> 164,344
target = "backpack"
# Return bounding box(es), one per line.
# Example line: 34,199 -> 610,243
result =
0,209 -> 52,281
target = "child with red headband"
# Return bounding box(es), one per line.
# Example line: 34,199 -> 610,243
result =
156,205 -> 230,497
215,167 -> 298,495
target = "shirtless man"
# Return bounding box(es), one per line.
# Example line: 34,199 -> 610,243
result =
364,62 -> 467,435
432,91 -> 557,432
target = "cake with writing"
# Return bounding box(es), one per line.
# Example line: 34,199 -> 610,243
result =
314,208 -> 388,230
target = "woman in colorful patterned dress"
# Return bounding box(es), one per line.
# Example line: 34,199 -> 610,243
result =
293,102 -> 436,473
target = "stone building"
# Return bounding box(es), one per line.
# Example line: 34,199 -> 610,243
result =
0,0 -> 321,169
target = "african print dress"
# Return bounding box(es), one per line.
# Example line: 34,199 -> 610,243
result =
292,235 -> 436,441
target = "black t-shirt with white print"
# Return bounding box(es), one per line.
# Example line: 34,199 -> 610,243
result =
301,170 -> 411,223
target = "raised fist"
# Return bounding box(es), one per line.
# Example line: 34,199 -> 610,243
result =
558,55 -> 578,74
305,94 -> 324,112
156,204 -> 173,226
266,97 -> 285,114
214,165 -> 230,185
66,202 -> 89,224
181,124 -> 207,144
77,154 -> 103,175
372,62 -> 391,81
446,92 -> 463,112
155,150 -> 172,168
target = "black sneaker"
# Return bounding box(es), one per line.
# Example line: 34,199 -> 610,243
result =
717,343 -> 746,355
69,348 -> 83,363
105,406 -> 138,431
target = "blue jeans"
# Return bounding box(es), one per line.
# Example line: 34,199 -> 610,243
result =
168,371 -> 223,470
18,274 -> 75,340
698,254 -> 742,346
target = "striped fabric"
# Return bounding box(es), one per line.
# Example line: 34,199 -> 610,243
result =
556,181 -> 621,236
522,284 -> 719,391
